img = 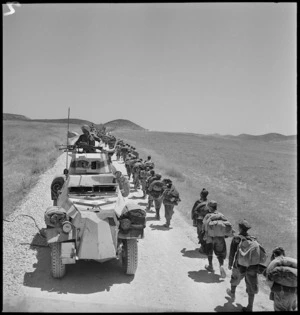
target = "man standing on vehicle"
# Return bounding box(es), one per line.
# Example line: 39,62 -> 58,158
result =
75,125 -> 100,152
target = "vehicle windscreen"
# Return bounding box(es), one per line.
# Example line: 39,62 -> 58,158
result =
69,185 -> 117,195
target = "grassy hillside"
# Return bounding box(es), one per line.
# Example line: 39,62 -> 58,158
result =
113,130 -> 297,259
3,120 -> 82,218
3,113 -> 146,132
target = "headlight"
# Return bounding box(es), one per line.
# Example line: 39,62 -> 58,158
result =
120,219 -> 131,230
62,221 -> 72,234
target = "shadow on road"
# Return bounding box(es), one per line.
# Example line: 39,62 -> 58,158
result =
214,297 -> 243,312
149,223 -> 172,231
188,270 -> 223,283
23,235 -> 134,294
181,248 -> 205,259
146,217 -> 158,222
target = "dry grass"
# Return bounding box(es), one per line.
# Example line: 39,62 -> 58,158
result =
114,130 -> 297,259
3,120 -> 82,218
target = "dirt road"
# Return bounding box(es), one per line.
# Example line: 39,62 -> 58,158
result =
3,150 -> 274,312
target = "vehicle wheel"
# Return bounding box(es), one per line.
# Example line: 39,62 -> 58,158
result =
122,239 -> 138,275
51,177 -> 64,201
50,243 -> 66,279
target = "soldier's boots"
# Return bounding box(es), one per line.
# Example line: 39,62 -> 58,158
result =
205,264 -> 214,272
155,210 -> 160,220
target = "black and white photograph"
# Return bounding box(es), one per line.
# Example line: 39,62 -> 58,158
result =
3,3 -> 297,312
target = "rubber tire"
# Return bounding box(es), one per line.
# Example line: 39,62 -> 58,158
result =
51,177 -> 64,200
50,243 -> 66,279
122,239 -> 138,275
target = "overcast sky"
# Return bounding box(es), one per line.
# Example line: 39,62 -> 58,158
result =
3,3 -> 296,135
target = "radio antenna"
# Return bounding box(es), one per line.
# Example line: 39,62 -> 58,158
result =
66,107 -> 70,170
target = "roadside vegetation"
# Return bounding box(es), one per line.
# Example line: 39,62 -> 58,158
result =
115,130 -> 297,259
3,120 -> 81,218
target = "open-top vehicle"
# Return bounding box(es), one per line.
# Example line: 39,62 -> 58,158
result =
45,143 -> 146,278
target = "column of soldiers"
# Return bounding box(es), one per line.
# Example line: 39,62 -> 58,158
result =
115,142 -> 181,228
108,131 -> 297,312
191,189 -> 297,312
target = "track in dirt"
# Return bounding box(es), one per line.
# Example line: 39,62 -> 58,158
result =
3,150 -> 274,312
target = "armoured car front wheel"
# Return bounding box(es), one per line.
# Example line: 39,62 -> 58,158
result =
50,243 -> 66,278
122,239 -> 138,275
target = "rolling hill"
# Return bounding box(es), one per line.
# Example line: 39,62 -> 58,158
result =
3,113 -> 30,120
104,119 -> 145,131
237,133 -> 296,141
3,113 -> 145,131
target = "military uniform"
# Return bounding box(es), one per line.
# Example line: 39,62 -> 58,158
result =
139,168 -> 148,198
203,210 -> 227,267
162,182 -> 180,227
228,234 -> 259,295
226,220 -> 258,312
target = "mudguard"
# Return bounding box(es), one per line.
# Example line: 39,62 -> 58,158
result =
45,227 -> 74,244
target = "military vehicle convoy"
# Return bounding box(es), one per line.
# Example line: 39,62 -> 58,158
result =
45,142 -> 146,278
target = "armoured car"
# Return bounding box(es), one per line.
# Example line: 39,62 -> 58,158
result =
45,143 -> 146,278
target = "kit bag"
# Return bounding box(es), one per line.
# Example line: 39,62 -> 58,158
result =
206,213 -> 233,237
237,235 -> 267,267
163,187 -> 181,205
149,180 -> 165,198
266,256 -> 297,287
193,201 -> 209,219
121,208 -> 146,226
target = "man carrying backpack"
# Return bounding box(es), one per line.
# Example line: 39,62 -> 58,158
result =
161,179 -> 181,228
147,174 -> 164,220
226,219 -> 266,312
191,188 -> 210,253
264,247 -> 297,311
145,171 -> 157,211
139,166 -> 149,198
114,171 -> 130,197
202,201 -> 228,279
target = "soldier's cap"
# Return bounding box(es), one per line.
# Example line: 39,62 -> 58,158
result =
81,125 -> 90,132
271,246 -> 285,258
200,188 -> 209,197
155,174 -> 162,179
114,170 -> 122,176
238,219 -> 251,231
207,200 -> 217,211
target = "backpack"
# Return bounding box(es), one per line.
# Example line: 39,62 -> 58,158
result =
206,212 -> 233,237
193,201 -> 209,219
237,235 -> 267,267
144,161 -> 155,169
149,180 -> 165,199
266,256 -> 297,287
139,169 -> 148,179
163,186 -> 181,205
